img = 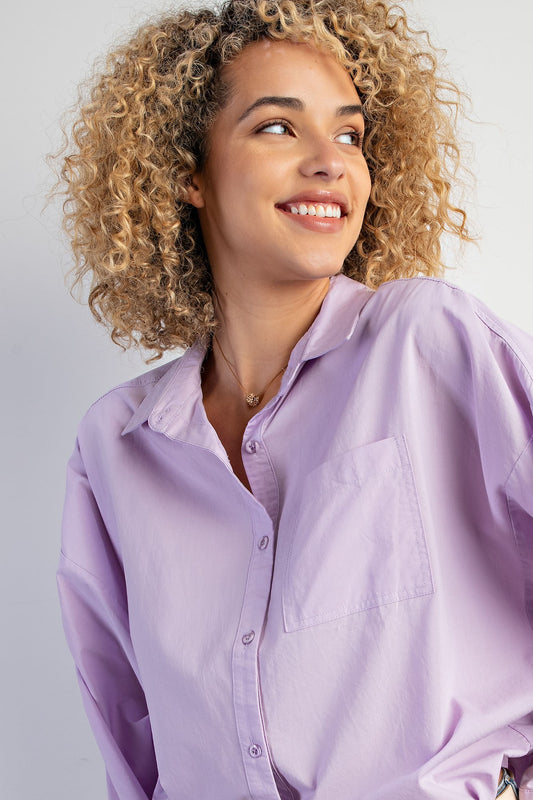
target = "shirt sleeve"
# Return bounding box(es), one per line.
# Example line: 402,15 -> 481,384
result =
506,436 -> 533,796
474,308 -> 533,794
410,285 -> 533,796
57,439 -> 159,800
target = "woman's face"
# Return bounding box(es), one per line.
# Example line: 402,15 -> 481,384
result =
188,38 -> 371,290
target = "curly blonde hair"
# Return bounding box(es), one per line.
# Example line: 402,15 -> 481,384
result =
58,0 -> 470,358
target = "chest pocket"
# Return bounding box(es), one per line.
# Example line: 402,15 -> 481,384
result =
282,435 -> 433,632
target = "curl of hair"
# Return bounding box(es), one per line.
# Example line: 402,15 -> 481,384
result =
56,0 -> 471,359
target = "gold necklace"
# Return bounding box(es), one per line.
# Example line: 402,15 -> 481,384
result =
213,336 -> 287,408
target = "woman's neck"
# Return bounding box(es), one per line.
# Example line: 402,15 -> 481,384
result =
210,277 -> 330,392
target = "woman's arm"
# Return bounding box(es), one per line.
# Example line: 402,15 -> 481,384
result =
57,441 -> 158,800
505,435 -> 533,799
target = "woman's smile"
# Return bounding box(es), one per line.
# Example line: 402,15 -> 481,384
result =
275,190 -> 348,231
276,202 -> 345,232
287,204 -> 343,218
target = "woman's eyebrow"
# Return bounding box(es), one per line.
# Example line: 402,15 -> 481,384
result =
336,104 -> 363,118
237,96 -> 363,122
238,96 -> 303,122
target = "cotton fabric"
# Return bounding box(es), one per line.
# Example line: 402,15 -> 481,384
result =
58,274 -> 533,800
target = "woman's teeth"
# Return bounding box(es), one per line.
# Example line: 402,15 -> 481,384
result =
290,203 -> 342,218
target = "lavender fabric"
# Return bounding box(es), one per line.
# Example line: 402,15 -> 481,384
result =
58,274 -> 533,800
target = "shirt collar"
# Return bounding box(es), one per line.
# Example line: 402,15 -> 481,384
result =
291,273 -> 373,364
121,274 -> 373,436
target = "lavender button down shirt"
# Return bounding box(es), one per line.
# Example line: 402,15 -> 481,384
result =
58,274 -> 533,800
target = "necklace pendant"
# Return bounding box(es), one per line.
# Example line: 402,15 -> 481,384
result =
245,393 -> 260,408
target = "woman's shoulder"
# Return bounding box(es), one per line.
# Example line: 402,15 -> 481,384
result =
77,353 -> 184,443
374,274 -> 494,321
369,275 -> 533,378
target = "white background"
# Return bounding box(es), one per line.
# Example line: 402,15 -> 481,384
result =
1,0 -> 531,797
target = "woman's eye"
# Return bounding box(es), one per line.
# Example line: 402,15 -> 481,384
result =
257,121 -> 290,135
336,131 -> 363,147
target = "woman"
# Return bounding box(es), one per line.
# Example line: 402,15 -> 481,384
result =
57,0 -> 533,798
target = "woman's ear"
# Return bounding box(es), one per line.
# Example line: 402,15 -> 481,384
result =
186,174 -> 205,209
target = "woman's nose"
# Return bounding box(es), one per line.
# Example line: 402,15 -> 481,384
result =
299,137 -> 346,181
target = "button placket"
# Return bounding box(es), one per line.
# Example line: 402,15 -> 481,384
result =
231,518 -> 280,796
232,413 -> 282,797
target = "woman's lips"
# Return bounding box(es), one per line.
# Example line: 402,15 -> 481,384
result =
276,193 -> 349,216
276,204 -> 346,232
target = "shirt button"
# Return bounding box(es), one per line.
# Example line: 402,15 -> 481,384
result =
245,440 -> 258,454
259,536 -> 269,550
248,744 -> 262,758
154,407 -> 171,424
242,631 -> 255,645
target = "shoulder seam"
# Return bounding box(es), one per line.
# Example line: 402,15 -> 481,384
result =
83,362 -> 173,416
380,277 -> 533,385
473,306 -> 533,387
